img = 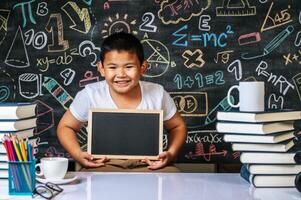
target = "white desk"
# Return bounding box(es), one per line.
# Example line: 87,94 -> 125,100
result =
0,172 -> 300,200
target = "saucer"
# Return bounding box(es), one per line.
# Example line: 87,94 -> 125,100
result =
36,174 -> 78,185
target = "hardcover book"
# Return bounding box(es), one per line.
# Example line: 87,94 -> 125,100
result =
0,118 -> 37,131
240,164 -> 296,188
223,130 -> 295,143
0,103 -> 36,119
217,110 -> 301,123
232,138 -> 296,152
216,121 -> 294,134
240,150 -> 301,164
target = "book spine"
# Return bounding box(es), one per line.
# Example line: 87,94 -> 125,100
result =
240,164 -> 252,184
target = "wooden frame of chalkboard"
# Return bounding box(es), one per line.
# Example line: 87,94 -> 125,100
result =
87,109 -> 163,160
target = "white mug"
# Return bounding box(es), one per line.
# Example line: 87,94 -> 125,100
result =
227,81 -> 265,112
36,157 -> 68,180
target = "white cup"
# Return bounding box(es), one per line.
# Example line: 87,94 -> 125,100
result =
227,81 -> 265,112
36,157 -> 68,180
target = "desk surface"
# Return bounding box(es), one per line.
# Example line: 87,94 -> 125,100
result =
0,172 -> 300,200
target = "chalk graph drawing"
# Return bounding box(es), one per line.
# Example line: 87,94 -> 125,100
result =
62,2 -> 91,34
0,9 -> 10,46
216,0 -> 256,16
261,2 -> 293,32
186,143 -> 227,161
141,36 -> 174,78
158,0 -> 211,25
101,13 -> 137,38
5,26 -> 30,68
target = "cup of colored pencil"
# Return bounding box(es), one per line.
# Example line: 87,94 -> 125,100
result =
1,134 -> 36,195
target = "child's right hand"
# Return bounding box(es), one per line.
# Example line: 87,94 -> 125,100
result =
77,151 -> 108,168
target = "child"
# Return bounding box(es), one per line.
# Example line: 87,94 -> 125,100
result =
57,32 -> 187,172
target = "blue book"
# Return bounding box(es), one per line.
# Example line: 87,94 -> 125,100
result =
0,102 -> 36,120
240,164 -> 296,187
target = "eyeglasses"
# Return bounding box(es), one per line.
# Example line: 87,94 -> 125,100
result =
32,182 -> 63,199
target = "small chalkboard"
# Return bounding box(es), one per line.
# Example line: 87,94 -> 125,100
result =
87,109 -> 163,159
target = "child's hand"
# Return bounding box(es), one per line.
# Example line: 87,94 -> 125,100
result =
143,151 -> 173,170
78,151 -> 109,168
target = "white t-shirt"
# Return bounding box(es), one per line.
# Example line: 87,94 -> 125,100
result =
70,80 -> 177,122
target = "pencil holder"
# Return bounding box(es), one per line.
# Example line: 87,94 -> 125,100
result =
8,160 -> 36,195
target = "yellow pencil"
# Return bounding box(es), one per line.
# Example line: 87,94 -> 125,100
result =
12,137 -> 22,161
19,139 -> 27,162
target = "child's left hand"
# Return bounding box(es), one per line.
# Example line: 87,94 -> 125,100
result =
143,151 -> 174,170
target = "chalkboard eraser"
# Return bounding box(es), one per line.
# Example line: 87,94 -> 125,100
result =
238,32 -> 261,46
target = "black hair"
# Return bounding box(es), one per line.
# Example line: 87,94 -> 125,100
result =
100,32 -> 144,64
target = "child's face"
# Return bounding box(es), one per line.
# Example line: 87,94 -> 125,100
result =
97,50 -> 147,95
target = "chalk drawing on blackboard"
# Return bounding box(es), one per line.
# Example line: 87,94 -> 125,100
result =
19,73 -> 40,99
62,2 -> 91,34
42,76 -> 73,109
79,71 -> 99,88
79,40 -> 100,66
18,73 -> 43,99
0,86 -> 9,102
186,142 -> 227,161
158,0 -> 211,25
255,61 -> 294,96
45,146 -> 66,157
182,49 -> 205,69
227,59 -> 242,81
294,31 -> 301,47
42,76 -> 88,149
141,38 -> 170,78
293,73 -> 301,102
45,13 -> 69,52
24,29 -> 47,50
214,50 -> 233,64
232,151 -> 240,160
60,68 -> 75,86
268,94 -> 284,110
204,95 -> 234,126
241,26 -> 294,60
0,9 -> 10,46
0,9 -> 10,31
283,51 -> 301,66
260,2 -> 292,32
0,69 -> 16,101
34,100 -> 54,135
238,32 -> 261,46
198,15 -> 211,31
101,13 -> 137,38
216,0 -> 256,16
13,0 -> 36,28
5,26 -> 30,68
170,92 -> 208,117
36,2 -> 48,16
139,12 -> 157,33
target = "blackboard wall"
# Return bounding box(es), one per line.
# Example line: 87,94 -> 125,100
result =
0,0 -> 300,164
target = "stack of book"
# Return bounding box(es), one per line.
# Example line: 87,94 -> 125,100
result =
216,110 -> 301,188
0,103 -> 37,185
